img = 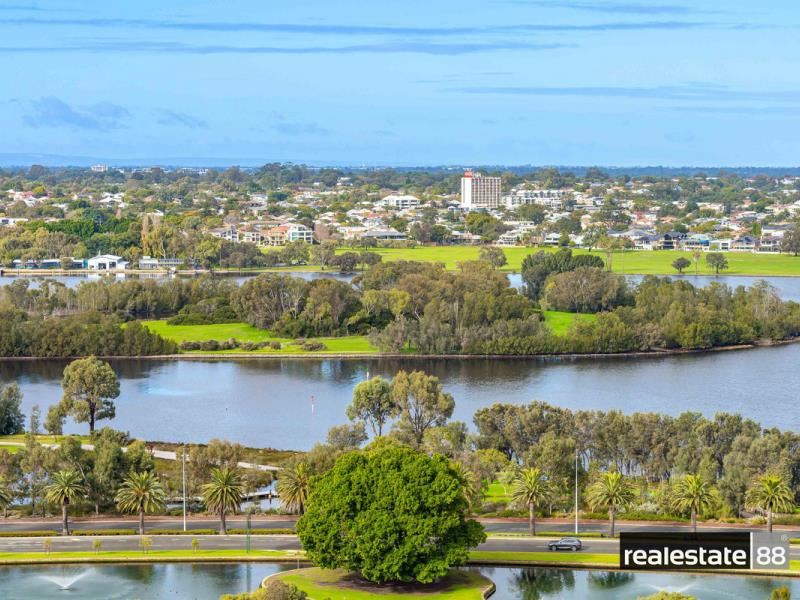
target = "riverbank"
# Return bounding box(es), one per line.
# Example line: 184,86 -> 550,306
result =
3,335 -> 797,361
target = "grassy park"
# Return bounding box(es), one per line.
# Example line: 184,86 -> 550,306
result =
141,312 -> 583,355
309,246 -> 800,276
275,568 -> 493,600
140,320 -> 376,354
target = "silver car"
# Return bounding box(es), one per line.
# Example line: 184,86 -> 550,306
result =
548,537 -> 582,551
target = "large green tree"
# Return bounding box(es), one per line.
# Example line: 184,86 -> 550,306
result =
59,357 -> 120,433
296,444 -> 485,584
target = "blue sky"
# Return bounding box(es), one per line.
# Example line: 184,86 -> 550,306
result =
1,0 -> 799,166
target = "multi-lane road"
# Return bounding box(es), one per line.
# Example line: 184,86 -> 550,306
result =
3,533 -> 800,560
1,517 -> 798,557
0,516 -> 795,536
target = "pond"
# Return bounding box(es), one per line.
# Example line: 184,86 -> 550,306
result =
2,341 -> 799,449
0,563 -> 798,599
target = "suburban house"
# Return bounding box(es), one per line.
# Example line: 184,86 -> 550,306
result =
263,223 -> 315,246
87,254 -> 129,270
138,256 -> 190,270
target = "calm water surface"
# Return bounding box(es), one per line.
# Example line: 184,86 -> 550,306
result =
3,272 -> 800,300
2,342 -> 798,449
0,564 -> 797,600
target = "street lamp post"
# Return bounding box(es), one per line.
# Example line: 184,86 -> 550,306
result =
182,444 -> 187,532
574,450 -> 579,535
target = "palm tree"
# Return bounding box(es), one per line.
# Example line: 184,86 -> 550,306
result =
746,474 -> 794,533
44,470 -> 85,535
277,462 -> 311,515
0,479 -> 12,519
671,474 -> 715,533
586,471 -> 635,537
511,467 -> 550,536
115,471 -> 167,535
453,461 -> 480,510
201,467 -> 243,535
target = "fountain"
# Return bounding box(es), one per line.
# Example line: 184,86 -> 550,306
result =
39,569 -> 93,591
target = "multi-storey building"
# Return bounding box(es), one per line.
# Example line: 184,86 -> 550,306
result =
460,171 -> 501,210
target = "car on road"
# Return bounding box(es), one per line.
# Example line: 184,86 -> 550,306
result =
548,537 -> 582,551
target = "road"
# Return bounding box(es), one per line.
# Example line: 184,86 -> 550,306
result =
1,516 -> 797,536
3,534 -> 800,560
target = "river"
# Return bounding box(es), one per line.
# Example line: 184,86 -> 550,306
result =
2,342 -> 798,450
0,563 -> 797,599
3,272 -> 800,301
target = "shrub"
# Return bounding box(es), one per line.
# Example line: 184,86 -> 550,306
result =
0,531 -> 56,537
227,528 -> 294,535
300,341 -> 326,352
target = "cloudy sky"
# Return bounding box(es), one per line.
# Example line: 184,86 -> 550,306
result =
1,0 -> 799,166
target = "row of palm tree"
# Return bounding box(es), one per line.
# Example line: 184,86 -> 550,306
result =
508,467 -> 795,537
41,466 -> 245,536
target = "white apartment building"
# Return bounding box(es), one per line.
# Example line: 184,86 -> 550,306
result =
381,194 -> 421,210
460,171 -> 501,210
503,189 -> 566,210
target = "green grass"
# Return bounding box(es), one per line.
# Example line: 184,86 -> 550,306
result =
0,549 -> 302,565
542,311 -> 597,335
141,320 -> 377,354
320,247 -> 800,277
469,550 -> 618,566
483,482 -> 511,504
277,568 -> 491,600
0,434 -> 91,445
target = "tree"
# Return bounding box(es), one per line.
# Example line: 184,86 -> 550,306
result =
44,470 -> 85,535
44,404 -> 65,436
478,246 -> 507,269
671,474 -> 715,533
745,474 -> 794,533
705,252 -> 729,275
296,445 -> 485,584
276,462 -> 311,515
511,467 -> 551,535
692,250 -> 702,275
201,466 -> 243,534
390,370 -> 455,445
781,228 -> 800,256
586,471 -> 635,537
115,471 -> 167,535
310,240 -> 337,269
0,383 -> 24,435
326,423 -> 367,451
0,478 -> 12,518
346,376 -> 397,436
671,257 -> 691,274
59,357 -> 120,433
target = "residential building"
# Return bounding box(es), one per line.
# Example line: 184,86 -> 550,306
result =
382,194 -> 421,210
460,171 -> 501,210
209,226 -> 239,243
87,254 -> 129,270
503,189 -> 566,210
138,256 -> 190,270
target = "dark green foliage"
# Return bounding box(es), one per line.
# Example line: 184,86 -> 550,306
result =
0,383 -> 25,435
296,445 -> 485,584
0,310 -> 177,357
520,248 -> 605,299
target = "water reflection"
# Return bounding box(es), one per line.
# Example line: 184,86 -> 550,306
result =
510,568 -> 575,600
